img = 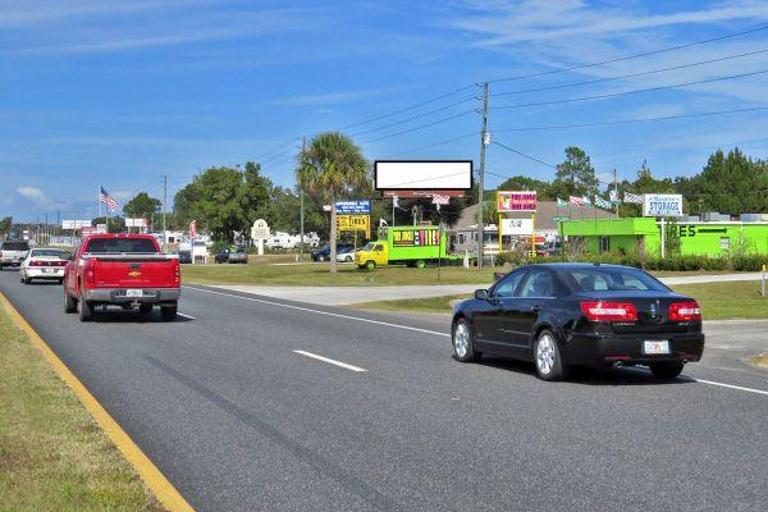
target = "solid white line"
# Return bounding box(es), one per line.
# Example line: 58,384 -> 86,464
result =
177,312 -> 196,320
183,286 -> 450,338
693,378 -> 768,397
292,350 -> 368,372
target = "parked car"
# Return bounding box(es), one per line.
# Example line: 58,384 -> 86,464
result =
311,244 -> 352,262
178,250 -> 192,264
228,246 -> 248,264
336,246 -> 356,263
214,249 -> 230,264
63,233 -> 181,321
451,263 -> 704,381
0,239 -> 30,269
20,247 -> 69,284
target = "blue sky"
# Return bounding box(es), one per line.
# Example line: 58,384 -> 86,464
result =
3,0 -> 768,221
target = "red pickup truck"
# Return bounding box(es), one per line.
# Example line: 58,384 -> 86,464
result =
63,233 -> 181,322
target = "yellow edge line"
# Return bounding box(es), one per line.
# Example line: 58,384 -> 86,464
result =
0,291 -> 195,512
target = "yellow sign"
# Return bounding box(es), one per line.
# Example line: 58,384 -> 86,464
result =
336,214 -> 370,238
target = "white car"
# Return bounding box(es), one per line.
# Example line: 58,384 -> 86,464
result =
20,247 -> 69,284
0,239 -> 30,269
336,248 -> 356,263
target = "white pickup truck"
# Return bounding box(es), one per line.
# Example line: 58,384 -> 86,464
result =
0,240 -> 30,269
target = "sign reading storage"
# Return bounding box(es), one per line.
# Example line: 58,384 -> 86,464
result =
643,194 -> 683,217
336,215 -> 370,238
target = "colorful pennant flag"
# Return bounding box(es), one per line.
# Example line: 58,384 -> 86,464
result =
594,196 -> 613,209
568,196 -> 584,207
556,197 -> 568,208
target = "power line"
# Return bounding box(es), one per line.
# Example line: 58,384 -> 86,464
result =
361,109 -> 476,143
378,131 -> 479,158
488,23 -> 768,84
350,96 -> 476,137
253,138 -> 300,161
492,67 -> 768,110
491,140 -> 556,168
491,47 -> 768,97
493,105 -> 768,132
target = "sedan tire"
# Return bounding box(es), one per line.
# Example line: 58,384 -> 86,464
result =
534,329 -> 568,381
649,362 -> 684,380
452,318 -> 479,362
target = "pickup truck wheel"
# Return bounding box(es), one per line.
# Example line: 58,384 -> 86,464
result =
64,289 -> 77,313
415,259 -> 427,269
78,292 -> 95,322
365,260 -> 375,270
161,304 -> 177,321
139,303 -> 153,315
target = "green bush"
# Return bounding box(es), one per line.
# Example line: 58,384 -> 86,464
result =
533,252 -> 765,272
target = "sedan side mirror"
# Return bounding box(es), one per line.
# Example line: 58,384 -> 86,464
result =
474,289 -> 489,301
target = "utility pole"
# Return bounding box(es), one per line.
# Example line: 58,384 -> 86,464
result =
613,168 -> 619,219
299,137 -> 306,262
476,81 -> 490,268
162,175 -> 168,247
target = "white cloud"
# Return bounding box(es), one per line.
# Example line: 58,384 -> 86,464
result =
16,186 -> 49,203
273,85 -> 417,107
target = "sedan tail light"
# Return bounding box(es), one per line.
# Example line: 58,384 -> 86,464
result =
668,301 -> 701,321
581,301 -> 638,322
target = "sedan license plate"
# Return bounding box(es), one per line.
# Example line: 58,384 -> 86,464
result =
125,289 -> 143,298
643,340 -> 670,355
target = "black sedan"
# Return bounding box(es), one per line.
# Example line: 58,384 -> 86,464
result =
452,263 -> 704,381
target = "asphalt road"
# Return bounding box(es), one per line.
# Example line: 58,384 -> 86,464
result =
1,269 -> 767,512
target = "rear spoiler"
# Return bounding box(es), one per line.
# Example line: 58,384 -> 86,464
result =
81,253 -> 174,261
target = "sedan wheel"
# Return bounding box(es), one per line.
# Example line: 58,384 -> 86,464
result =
534,330 -> 567,381
452,318 -> 478,362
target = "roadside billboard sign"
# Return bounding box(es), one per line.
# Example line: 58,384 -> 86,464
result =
95,223 -> 108,233
125,218 -> 147,228
336,214 -> 370,238
500,218 -> 534,235
374,160 -> 472,192
497,191 -> 537,212
643,194 -> 683,217
335,200 -> 371,214
62,220 -> 91,230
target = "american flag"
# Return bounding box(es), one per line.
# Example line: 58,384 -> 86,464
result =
568,195 -> 585,207
100,186 -> 118,212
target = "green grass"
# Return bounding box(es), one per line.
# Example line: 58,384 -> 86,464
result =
352,280 -> 768,321
183,262 -> 499,286
0,307 -> 163,511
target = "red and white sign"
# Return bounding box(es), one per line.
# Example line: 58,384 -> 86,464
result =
432,194 -> 450,206
189,220 -> 197,239
498,191 -> 537,212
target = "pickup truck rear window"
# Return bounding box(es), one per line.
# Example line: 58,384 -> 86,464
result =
1,241 -> 29,251
84,239 -> 158,254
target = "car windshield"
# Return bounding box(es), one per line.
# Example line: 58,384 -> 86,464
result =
31,249 -> 66,258
564,267 -> 669,292
362,242 -> 375,251
84,238 -> 157,254
2,241 -> 28,251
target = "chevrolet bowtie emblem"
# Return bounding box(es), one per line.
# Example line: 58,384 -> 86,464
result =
128,270 -> 142,278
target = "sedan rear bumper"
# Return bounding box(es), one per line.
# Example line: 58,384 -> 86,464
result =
562,331 -> 705,366
83,287 -> 181,304
26,268 -> 65,279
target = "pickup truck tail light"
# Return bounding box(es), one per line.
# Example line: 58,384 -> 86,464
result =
84,258 -> 96,286
581,301 -> 638,322
172,258 -> 181,287
668,301 -> 701,321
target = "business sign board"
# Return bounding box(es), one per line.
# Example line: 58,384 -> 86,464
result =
250,219 -> 271,240
335,200 -> 371,214
95,223 -> 108,233
336,214 -> 371,238
62,220 -> 91,230
392,228 -> 440,247
643,194 -> 683,217
497,191 -> 537,212
374,160 -> 472,192
500,218 -> 534,235
125,218 -> 147,228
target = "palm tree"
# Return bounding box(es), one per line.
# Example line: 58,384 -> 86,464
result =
297,132 -> 369,273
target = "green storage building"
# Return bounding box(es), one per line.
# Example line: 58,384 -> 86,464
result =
560,217 -> 768,256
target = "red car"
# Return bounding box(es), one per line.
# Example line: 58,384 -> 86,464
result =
63,233 -> 181,322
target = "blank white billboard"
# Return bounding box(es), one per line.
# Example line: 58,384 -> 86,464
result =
375,160 -> 473,190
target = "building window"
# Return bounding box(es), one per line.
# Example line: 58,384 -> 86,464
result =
599,237 -> 610,254
458,234 -> 465,244
720,237 -> 730,250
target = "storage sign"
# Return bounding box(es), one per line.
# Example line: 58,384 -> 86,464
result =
497,191 -> 537,212
336,214 -> 371,238
335,200 -> 371,214
643,194 -> 683,217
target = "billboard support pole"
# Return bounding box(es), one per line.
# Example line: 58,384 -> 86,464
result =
477,81 -> 489,268
660,217 -> 666,259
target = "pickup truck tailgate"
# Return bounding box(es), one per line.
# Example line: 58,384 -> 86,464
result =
92,257 -> 178,288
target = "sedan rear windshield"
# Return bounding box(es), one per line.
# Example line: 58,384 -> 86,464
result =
563,267 -> 669,292
84,238 -> 158,254
1,241 -> 29,251
31,249 -> 66,257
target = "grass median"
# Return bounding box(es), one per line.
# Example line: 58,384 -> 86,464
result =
353,280 -> 768,321
0,305 -> 163,511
